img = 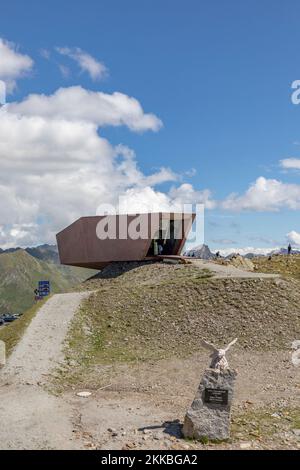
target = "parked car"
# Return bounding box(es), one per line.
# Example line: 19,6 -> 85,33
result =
2,314 -> 17,323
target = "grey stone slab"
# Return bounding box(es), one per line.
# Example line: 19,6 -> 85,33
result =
183,368 -> 237,440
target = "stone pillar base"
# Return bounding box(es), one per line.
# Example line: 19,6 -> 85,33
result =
183,368 -> 237,441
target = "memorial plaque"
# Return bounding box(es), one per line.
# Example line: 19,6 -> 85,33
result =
204,388 -> 228,405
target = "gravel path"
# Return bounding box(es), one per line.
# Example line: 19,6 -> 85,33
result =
191,259 -> 280,278
0,292 -> 90,449
2,292 -> 89,385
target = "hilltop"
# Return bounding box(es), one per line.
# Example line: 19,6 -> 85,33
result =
0,249 -> 96,314
0,243 -> 60,263
58,261 -> 300,388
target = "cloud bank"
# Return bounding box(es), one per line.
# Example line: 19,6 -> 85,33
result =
1,37 -> 300,250
0,83 -> 213,248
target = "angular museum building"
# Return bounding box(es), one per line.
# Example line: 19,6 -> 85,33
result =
56,212 -> 195,269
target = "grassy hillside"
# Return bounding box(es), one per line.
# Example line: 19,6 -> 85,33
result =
253,253 -> 300,280
0,249 -> 96,314
56,261 -> 300,388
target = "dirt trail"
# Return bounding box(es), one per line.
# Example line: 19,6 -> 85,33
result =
191,259 -> 280,279
0,292 -> 89,450
3,292 -> 90,385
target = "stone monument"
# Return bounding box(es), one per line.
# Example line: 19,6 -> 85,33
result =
0,340 -> 5,368
183,338 -> 238,441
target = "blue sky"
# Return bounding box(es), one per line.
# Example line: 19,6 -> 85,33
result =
1,0 -> 300,252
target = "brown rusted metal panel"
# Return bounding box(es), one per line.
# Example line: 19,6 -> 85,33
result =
56,212 -> 195,269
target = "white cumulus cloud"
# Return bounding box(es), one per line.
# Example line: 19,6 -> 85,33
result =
287,230 -> 300,246
8,86 -> 163,132
222,176 -> 300,211
0,38 -> 33,92
169,183 -> 216,209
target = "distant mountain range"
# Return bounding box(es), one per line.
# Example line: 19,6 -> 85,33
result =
183,244 -> 215,259
184,244 -> 300,259
0,245 -> 96,315
269,247 -> 300,256
0,244 -> 60,263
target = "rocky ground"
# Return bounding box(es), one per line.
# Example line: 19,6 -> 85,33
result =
0,260 -> 299,450
64,350 -> 299,450
55,261 -> 299,450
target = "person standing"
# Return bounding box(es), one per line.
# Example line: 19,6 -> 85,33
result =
34,288 -> 39,302
288,243 -> 292,255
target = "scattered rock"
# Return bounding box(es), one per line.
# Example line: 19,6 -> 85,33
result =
240,441 -> 252,449
122,442 -> 136,449
143,429 -> 151,434
229,255 -> 255,271
291,340 -> 300,350
76,391 -> 91,398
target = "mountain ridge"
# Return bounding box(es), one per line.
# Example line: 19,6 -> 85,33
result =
184,244 -> 300,259
0,248 -> 96,314
0,244 -> 59,263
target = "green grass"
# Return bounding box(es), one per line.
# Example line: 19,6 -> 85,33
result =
0,249 -> 96,315
0,298 -> 47,355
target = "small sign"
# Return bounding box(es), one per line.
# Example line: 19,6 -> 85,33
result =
204,388 -> 228,405
38,280 -> 50,297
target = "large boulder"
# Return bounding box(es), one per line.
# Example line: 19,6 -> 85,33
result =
228,255 -> 254,271
183,368 -> 237,441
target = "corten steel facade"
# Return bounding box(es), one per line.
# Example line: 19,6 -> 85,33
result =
56,212 -> 195,269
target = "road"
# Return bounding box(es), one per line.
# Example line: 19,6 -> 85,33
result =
0,292 -> 90,450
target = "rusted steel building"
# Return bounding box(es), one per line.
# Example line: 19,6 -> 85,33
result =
56,212 -> 195,269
